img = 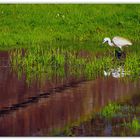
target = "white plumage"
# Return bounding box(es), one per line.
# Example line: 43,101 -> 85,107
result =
103,36 -> 132,50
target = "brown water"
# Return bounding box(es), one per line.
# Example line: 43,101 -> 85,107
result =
66,94 -> 140,136
0,50 -> 140,136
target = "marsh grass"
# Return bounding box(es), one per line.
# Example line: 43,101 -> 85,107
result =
10,43 -> 115,84
2,4 -> 140,85
9,42 -> 140,85
131,117 -> 140,131
121,116 -> 140,135
124,52 -> 140,78
101,103 -> 140,135
100,103 -> 121,119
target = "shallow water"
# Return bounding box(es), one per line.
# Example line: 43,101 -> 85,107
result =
63,95 -> 140,136
0,44 -> 140,136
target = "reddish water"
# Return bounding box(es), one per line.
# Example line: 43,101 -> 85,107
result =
0,50 -> 140,136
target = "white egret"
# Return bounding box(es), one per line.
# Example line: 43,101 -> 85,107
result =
102,36 -> 132,50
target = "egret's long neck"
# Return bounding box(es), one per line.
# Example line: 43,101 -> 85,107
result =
108,39 -> 114,46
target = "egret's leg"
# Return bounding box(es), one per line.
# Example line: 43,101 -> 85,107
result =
115,49 -> 122,59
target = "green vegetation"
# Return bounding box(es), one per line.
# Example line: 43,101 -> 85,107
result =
9,42 -> 140,85
101,104 -> 140,135
124,52 -> 140,78
0,4 -> 140,47
0,4 -> 140,137
0,4 -> 139,83
131,117 -> 140,131
10,44 -> 113,84
100,103 -> 121,119
122,116 -> 140,135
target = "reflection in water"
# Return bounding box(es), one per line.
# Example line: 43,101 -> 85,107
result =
104,66 -> 130,78
0,62 -> 140,136
0,46 -> 139,136
67,102 -> 140,136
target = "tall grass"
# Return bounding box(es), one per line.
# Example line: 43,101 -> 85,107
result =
10,44 -> 114,84
9,41 -> 140,85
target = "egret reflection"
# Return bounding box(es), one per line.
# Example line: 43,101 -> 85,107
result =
104,66 -> 130,78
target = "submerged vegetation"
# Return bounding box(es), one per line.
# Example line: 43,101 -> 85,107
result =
0,4 -> 140,47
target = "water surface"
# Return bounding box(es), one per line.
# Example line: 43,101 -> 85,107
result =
0,43 -> 140,136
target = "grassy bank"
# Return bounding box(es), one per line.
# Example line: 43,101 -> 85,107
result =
0,4 -> 140,47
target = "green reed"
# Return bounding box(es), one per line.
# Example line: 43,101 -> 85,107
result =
9,42 -> 140,85
10,44 -> 114,85
124,52 -> 140,78
100,103 -> 121,119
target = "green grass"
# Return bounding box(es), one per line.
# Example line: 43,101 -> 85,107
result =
131,117 -> 140,131
122,116 -> 140,135
9,42 -> 140,85
101,104 -> 140,135
10,44 -> 114,84
0,4 -> 140,47
100,103 -> 121,119
2,4 -> 139,84
124,52 -> 140,78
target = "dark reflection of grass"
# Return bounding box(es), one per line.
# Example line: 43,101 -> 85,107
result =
50,112 -> 94,136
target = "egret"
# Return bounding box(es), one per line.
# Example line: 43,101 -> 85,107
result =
102,36 -> 132,50
102,36 -> 132,59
